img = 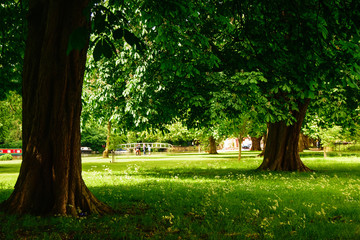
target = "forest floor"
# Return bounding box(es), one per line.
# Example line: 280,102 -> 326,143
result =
0,151 -> 360,239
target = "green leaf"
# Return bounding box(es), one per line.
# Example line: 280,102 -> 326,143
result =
124,29 -> 139,47
299,91 -> 305,99
92,38 -> 114,61
94,13 -> 106,33
319,24 -> 328,40
265,113 -> 270,122
108,12 -> 117,24
309,81 -> 317,91
305,91 -> 315,99
93,41 -> 102,62
113,28 -> 123,40
102,40 -> 113,58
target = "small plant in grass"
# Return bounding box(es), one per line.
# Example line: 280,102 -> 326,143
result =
0,154 -> 13,161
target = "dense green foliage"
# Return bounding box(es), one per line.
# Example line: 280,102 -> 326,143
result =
120,122 -> 197,146
82,0 -> 360,153
81,121 -> 200,150
112,0 -> 360,128
303,84 -> 360,144
0,92 -> 22,147
0,1 -> 26,99
81,120 -> 107,152
1,152 -> 360,239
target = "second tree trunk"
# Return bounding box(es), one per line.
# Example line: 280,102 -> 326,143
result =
258,99 -> 311,172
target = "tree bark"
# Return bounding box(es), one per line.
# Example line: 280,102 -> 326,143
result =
298,132 -> 305,152
309,138 -> 317,148
258,99 -> 311,172
323,147 -> 328,158
208,135 -> 218,154
0,0 -> 113,216
238,134 -> 242,161
298,133 -> 311,152
250,136 -> 262,151
303,134 -> 311,149
102,120 -> 111,158
258,125 -> 268,157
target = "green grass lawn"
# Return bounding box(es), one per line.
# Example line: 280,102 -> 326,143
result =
1,151 -> 360,239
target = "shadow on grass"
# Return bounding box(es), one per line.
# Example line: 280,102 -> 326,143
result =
0,165 -> 20,174
0,189 -> 13,203
108,160 -> 360,181
300,151 -> 360,158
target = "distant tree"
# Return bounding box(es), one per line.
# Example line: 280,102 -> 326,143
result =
80,120 -> 107,153
83,55 -> 130,158
225,1 -> 360,171
318,126 -> 344,158
210,72 -> 268,160
249,125 -> 267,152
160,122 -> 197,146
303,83 -> 360,150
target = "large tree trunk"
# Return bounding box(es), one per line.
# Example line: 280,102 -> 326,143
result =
250,136 -> 262,151
298,133 -> 310,152
102,120 -> 111,158
258,99 -> 311,172
208,135 -> 218,154
0,0 -> 113,216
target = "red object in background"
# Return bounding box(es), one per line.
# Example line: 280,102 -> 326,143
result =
0,149 -> 22,155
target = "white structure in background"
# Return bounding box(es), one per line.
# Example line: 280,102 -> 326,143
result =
222,137 -> 252,151
241,138 -> 252,150
223,138 -> 239,150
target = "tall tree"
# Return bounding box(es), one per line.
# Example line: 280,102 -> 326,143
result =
303,83 -> 360,153
208,0 -> 360,171
0,0 -> 113,215
83,55 -> 131,158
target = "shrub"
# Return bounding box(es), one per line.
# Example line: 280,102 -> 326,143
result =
345,143 -> 360,151
0,154 -> 13,161
81,126 -> 107,153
